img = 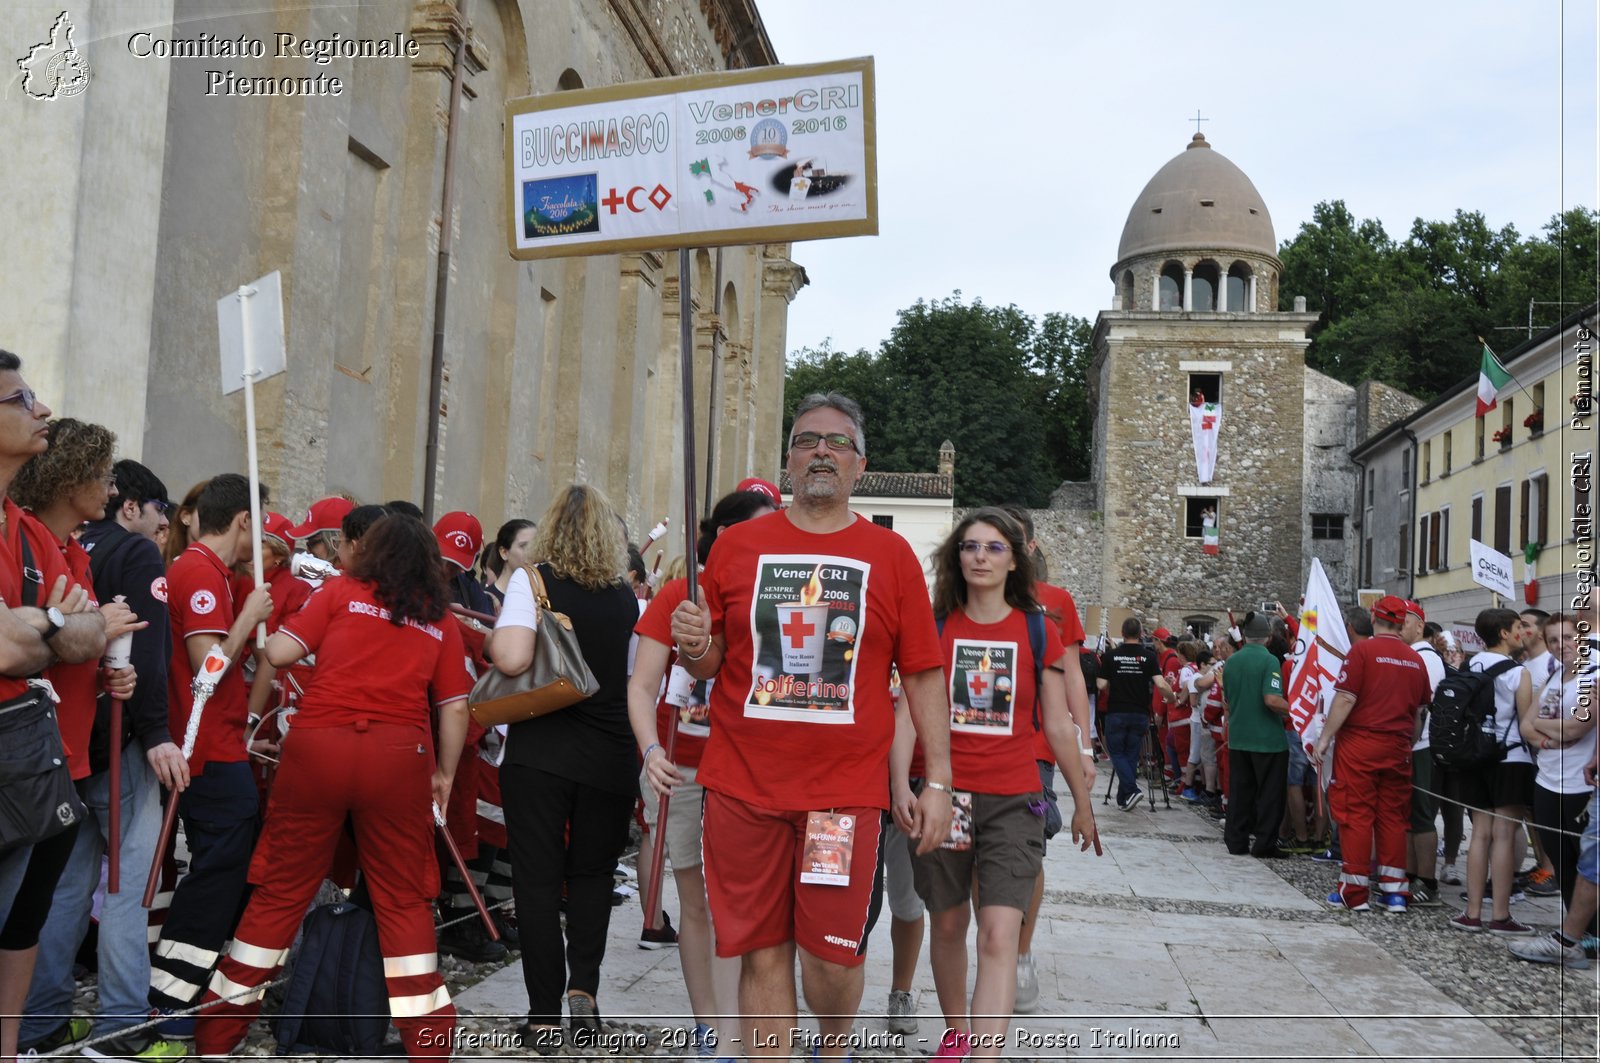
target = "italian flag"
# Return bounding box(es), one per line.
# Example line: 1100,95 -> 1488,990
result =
1476,340 -> 1511,416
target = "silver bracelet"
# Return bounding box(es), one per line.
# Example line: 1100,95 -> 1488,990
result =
679,639 -> 710,662
923,780 -> 952,794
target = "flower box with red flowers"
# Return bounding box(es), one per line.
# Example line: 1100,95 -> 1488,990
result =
1523,410 -> 1544,432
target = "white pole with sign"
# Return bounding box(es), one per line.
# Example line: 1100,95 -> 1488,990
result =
1468,538 -> 1516,603
217,271 -> 288,647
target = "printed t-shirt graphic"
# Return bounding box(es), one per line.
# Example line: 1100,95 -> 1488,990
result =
949,640 -> 1017,733
744,553 -> 868,724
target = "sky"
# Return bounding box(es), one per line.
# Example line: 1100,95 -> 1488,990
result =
757,1 -> 1598,356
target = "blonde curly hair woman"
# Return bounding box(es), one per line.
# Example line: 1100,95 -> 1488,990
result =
489,484 -> 639,1051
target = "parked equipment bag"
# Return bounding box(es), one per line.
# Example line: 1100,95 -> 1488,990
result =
468,563 -> 599,726
273,900 -> 396,1056
1430,659 -> 1520,770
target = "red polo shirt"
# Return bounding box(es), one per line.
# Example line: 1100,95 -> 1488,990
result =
167,543 -> 249,772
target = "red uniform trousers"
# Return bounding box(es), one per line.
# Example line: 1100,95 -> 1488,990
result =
1212,728 -> 1229,796
193,721 -> 454,1061
1327,728 -> 1412,908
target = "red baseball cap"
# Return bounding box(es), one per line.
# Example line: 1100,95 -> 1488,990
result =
434,511 -> 483,570
260,512 -> 296,552
287,497 -> 355,540
1152,627 -> 1174,643
736,477 -> 782,507
1371,595 -> 1410,625
1402,599 -> 1426,621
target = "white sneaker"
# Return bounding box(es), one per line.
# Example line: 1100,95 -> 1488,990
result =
1014,952 -> 1040,1013
886,989 -> 916,1034
1440,862 -> 1462,886
1509,932 -> 1591,968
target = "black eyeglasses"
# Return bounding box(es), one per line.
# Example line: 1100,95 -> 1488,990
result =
789,431 -> 859,454
0,388 -> 39,413
147,500 -> 173,516
959,540 -> 1011,557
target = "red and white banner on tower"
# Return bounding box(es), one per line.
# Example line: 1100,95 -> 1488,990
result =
1189,398 -> 1220,484
1284,559 -> 1350,755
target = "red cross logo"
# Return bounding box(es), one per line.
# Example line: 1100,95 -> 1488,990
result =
602,188 -> 626,214
782,614 -> 815,648
969,674 -> 989,696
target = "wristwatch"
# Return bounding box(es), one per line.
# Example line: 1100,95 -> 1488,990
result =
41,606 -> 65,642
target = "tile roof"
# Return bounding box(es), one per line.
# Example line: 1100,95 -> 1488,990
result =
777,471 -> 954,500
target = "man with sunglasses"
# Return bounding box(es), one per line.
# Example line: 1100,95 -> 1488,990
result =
287,496 -> 354,567
672,391 -> 953,1062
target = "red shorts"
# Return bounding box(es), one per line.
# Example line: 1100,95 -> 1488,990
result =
702,790 -> 882,967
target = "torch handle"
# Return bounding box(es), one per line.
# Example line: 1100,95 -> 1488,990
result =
143,793 -> 181,909
641,709 -> 681,931
107,699 -> 123,893
433,802 -> 498,940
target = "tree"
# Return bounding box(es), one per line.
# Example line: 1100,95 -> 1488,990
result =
783,295 -> 1094,507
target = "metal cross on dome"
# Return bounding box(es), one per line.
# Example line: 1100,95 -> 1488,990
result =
1190,110 -> 1209,134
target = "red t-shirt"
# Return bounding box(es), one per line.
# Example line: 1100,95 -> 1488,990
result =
1032,582 -> 1085,763
1156,648 -> 1185,722
231,566 -> 313,635
635,577 -> 712,769
696,512 -> 944,811
168,543 -> 249,772
942,607 -> 1064,794
0,501 -> 74,703
46,536 -> 101,778
1333,633 -> 1432,738
280,576 -> 473,733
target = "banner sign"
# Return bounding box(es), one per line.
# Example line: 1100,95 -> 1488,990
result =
505,57 -> 877,260
1284,559 -> 1351,754
1468,539 -> 1515,598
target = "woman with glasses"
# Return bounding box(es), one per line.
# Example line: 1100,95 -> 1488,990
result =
914,507 -> 1099,1063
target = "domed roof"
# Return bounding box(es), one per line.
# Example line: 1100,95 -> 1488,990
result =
1115,134 -> 1277,266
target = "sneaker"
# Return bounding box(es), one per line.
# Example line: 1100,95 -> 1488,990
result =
1485,917 -> 1536,937
21,1017 -> 90,1053
1524,867 -> 1561,897
1580,935 -> 1599,959
1325,890 -> 1370,912
82,1029 -> 188,1060
1014,952 -> 1039,1014
1448,914 -> 1484,932
1376,893 -> 1408,915
1440,862 -> 1463,886
567,991 -> 603,1043
1458,887 -> 1525,905
887,988 -> 917,1034
438,917 -> 509,963
614,863 -> 636,880
1408,882 -> 1442,908
692,1022 -> 736,1061
1118,789 -> 1144,811
1509,932 -> 1592,968
639,910 -> 679,950
513,1024 -> 565,1057
931,1028 -> 972,1063
1309,849 -> 1341,863
149,1010 -> 193,1039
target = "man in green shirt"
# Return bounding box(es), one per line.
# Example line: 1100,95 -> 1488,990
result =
1221,612 -> 1290,857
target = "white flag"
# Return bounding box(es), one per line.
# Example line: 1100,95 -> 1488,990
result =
1285,559 -> 1351,750
1189,400 -> 1220,483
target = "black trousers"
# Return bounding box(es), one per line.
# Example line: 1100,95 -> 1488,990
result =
1532,783 -> 1597,935
500,763 -> 634,1027
1225,749 -> 1288,856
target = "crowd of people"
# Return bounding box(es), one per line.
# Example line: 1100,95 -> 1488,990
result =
0,364 -> 1594,1063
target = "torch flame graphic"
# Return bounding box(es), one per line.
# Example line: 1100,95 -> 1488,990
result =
799,564 -> 824,607
977,649 -> 993,672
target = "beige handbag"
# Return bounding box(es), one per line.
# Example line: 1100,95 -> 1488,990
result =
468,563 -> 600,726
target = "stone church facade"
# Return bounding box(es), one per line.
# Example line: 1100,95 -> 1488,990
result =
4,0 -> 803,535
1034,135 -> 1409,641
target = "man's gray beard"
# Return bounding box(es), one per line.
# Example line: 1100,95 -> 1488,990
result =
795,475 -> 841,502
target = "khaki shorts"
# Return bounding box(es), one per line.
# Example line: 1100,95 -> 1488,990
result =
640,764 -> 706,869
909,790 -> 1044,913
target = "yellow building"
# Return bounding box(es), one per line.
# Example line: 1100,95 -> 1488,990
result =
1392,308 -> 1595,633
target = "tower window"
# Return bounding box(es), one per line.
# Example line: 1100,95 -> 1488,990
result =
1192,262 -> 1219,312
1184,497 -> 1220,538
1311,514 -> 1344,540
1227,262 -> 1252,313
1159,262 -> 1184,310
1188,373 -> 1221,405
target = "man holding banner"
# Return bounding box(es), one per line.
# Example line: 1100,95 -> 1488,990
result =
1312,597 -> 1433,913
671,392 -> 952,1061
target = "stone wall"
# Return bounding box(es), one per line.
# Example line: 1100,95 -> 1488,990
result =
1356,379 -> 1425,447
1303,369 -> 1359,597
7,0 -> 796,539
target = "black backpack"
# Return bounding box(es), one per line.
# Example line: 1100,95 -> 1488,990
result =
1430,659 -> 1520,771
273,900 -> 399,1056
